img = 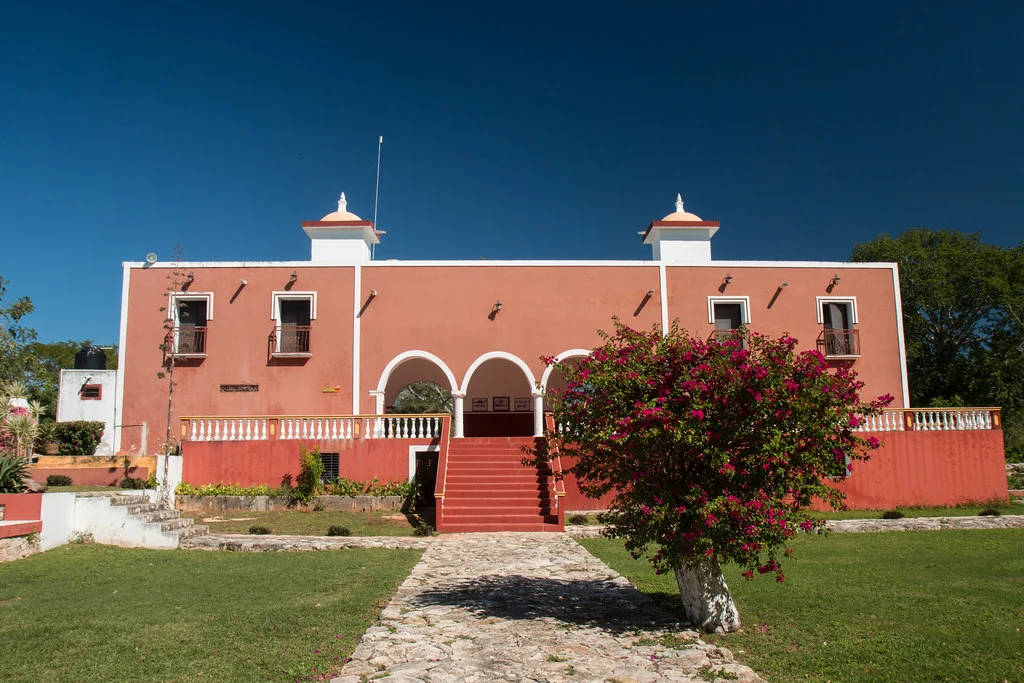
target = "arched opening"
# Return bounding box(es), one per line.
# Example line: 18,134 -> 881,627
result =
375,351 -> 458,414
461,353 -> 536,437
541,350 -> 590,412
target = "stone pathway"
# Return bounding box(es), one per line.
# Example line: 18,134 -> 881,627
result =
566,514 -> 1024,539
332,533 -> 761,682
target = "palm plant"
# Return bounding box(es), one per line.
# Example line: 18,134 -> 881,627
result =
0,453 -> 29,492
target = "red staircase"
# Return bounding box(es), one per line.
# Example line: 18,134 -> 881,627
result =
438,437 -> 563,532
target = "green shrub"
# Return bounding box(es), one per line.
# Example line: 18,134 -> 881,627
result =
144,473 -> 157,489
0,454 -> 29,493
295,446 -> 324,503
568,513 -> 589,526
312,500 -> 325,512
1005,444 -> 1024,464
326,525 -> 351,536
882,509 -> 905,520
45,474 -> 73,487
52,421 -> 105,456
1008,472 -> 1024,490
248,525 -> 271,535
118,477 -> 147,490
979,508 -> 1001,516
175,482 -> 279,497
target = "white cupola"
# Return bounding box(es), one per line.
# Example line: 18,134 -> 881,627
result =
301,193 -> 382,263
641,194 -> 719,263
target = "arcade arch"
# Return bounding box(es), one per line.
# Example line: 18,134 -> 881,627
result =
460,351 -> 540,437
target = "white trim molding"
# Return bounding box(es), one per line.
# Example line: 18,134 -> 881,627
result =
167,291 -> 214,321
707,296 -> 752,325
459,351 -> 538,394
352,266 -> 361,414
270,290 -> 318,320
375,350 -> 460,394
113,262 -> 132,454
408,443 -> 439,482
815,296 -> 859,325
539,349 -> 592,392
891,266 -> 910,408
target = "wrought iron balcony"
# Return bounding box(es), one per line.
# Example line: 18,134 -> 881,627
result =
707,328 -> 748,349
166,326 -> 207,357
270,325 -> 311,356
817,328 -> 860,358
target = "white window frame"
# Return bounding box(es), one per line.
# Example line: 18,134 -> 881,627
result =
816,296 -> 858,326
707,296 -> 751,325
166,292 -> 214,322
270,291 -> 318,321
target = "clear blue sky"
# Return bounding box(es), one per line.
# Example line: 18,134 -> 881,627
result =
2,1 -> 1021,344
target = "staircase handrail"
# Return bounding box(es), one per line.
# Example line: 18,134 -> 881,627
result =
544,413 -> 567,527
433,414 -> 453,532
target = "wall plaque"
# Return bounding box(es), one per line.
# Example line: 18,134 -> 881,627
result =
219,384 -> 259,393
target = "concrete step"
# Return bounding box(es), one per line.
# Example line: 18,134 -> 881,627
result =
110,494 -> 153,506
160,517 -> 194,532
124,502 -> 161,515
443,522 -> 561,532
141,509 -> 181,523
177,524 -> 209,539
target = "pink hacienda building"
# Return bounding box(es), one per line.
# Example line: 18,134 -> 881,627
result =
107,195 -> 1007,531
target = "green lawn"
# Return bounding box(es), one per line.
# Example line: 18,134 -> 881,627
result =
0,544 -> 421,682
582,530 -> 1024,682
811,502 -> 1022,520
196,508 -> 426,536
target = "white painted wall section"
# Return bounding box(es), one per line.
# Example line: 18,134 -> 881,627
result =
57,369 -> 117,455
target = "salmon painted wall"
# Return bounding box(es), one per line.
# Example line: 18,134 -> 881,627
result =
359,265 -> 664,411
561,430 -> 1008,512
121,261 -> 906,454
29,466 -> 149,487
119,265 -> 355,454
664,265 -> 904,407
830,430 -> 1008,509
181,438 -> 436,486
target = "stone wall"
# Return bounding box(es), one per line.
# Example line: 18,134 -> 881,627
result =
176,494 -> 403,513
0,535 -> 39,563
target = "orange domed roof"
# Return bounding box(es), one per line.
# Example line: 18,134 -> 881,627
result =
661,194 -> 703,221
320,192 -> 363,221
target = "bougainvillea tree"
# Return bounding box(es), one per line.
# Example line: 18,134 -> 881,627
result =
543,321 -> 892,632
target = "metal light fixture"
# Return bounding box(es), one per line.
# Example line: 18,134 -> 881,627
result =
185,272 -> 194,284
289,271 -> 298,284
724,273 -> 733,285
646,289 -> 655,297
780,282 -> 789,288
369,289 -> 378,298
239,279 -> 247,286
494,300 -> 503,312
830,274 -> 841,287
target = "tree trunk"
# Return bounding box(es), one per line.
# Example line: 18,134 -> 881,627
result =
673,557 -> 741,633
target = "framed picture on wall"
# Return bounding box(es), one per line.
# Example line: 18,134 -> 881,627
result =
493,396 -> 510,412
472,398 -> 488,412
514,397 -> 530,412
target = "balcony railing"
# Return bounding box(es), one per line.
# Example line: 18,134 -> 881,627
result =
855,408 -> 1001,432
179,413 -> 446,442
166,326 -> 207,357
270,325 -> 311,356
817,328 -> 860,358
708,328 -> 747,348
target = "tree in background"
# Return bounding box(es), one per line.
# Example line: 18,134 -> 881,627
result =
391,382 -> 453,414
852,229 -> 1024,456
543,321 -> 889,632
0,276 -> 36,385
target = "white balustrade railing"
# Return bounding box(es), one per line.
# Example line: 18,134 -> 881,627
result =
182,414 -> 444,442
854,408 -> 998,433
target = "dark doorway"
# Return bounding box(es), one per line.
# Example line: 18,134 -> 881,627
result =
414,451 -> 438,505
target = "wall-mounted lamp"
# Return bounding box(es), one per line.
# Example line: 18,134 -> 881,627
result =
289,271 -> 298,284
780,282 -> 789,288
185,272 -> 195,284
830,274 -> 841,287
369,289 -> 378,298
724,273 -> 733,285
494,300 -> 503,312
646,289 -> 655,297
239,279 -> 247,286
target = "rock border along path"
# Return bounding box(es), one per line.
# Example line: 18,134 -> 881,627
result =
332,533 -> 761,683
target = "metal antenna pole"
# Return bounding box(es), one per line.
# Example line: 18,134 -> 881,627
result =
372,135 -> 383,261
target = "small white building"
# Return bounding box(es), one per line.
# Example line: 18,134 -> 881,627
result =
56,369 -> 117,455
